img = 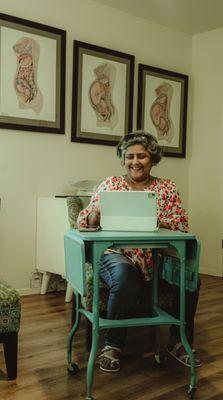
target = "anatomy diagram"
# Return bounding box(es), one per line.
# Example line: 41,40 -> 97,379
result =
150,82 -> 174,143
88,62 -> 117,128
13,37 -> 43,114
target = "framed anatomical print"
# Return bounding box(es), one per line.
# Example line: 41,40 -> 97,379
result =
0,13 -> 66,134
71,40 -> 135,146
137,64 -> 188,157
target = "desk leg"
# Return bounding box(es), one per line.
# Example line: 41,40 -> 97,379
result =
86,245 -> 102,400
86,324 -> 99,400
152,249 -> 161,361
175,241 -> 196,398
67,291 -> 80,376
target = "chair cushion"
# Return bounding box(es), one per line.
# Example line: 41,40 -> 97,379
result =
81,263 -> 109,312
0,279 -> 21,333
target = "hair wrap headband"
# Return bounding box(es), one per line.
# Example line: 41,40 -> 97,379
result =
116,131 -> 162,165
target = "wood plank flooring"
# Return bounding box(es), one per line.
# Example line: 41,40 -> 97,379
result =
1,274 -> 223,400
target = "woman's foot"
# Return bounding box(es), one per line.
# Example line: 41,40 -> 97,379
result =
99,345 -> 121,373
167,341 -> 202,368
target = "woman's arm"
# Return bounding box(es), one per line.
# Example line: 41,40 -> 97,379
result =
77,177 -> 116,228
77,192 -> 101,228
87,207 -> 101,226
158,180 -> 188,232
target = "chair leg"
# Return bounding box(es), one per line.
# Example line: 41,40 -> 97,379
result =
72,294 -> 76,326
65,283 -> 73,303
40,272 -> 51,295
86,318 -> 92,352
72,296 -> 92,352
3,332 -> 18,380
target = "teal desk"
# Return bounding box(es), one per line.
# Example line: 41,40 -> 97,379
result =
64,228 -> 200,400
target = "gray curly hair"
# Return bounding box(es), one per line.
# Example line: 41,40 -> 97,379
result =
116,130 -> 162,165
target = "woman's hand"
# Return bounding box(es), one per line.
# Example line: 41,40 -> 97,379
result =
87,207 -> 101,226
159,221 -> 171,229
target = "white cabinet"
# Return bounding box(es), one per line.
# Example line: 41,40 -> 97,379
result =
36,195 -> 91,301
37,197 -> 69,274
36,197 -> 72,301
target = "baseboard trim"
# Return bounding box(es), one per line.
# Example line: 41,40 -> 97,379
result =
18,287 -> 41,296
17,268 -> 221,296
200,268 -> 221,277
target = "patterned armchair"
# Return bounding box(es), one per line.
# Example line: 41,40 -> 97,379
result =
0,279 -> 21,379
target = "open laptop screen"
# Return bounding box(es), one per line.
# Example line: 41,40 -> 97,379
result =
99,191 -> 158,232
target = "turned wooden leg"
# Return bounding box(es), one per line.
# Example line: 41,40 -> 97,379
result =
40,272 -> 51,295
65,283 -> 73,303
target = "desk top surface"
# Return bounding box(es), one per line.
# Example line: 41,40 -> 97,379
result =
67,228 -> 197,242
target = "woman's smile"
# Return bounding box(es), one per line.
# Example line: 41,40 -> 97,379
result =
124,144 -> 153,183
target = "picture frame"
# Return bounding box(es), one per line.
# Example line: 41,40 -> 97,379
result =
0,13 -> 66,134
137,64 -> 188,157
71,40 -> 135,146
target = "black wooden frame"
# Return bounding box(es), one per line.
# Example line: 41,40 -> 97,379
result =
0,12 -> 66,134
137,64 -> 188,158
71,40 -> 135,146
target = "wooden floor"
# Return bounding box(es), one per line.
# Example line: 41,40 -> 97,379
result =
1,274 -> 223,400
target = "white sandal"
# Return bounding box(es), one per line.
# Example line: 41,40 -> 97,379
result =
99,345 -> 121,373
167,342 -> 202,368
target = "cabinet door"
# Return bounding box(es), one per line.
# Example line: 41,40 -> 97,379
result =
36,198 -> 69,275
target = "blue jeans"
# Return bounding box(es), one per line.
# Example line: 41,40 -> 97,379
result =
100,253 -> 200,349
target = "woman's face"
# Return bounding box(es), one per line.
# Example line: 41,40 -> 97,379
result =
124,144 -> 153,182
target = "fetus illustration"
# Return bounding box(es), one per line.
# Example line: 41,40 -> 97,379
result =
89,62 -> 117,128
150,82 -> 174,143
13,37 -> 43,114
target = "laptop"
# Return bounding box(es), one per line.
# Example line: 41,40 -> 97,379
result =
99,191 -> 158,232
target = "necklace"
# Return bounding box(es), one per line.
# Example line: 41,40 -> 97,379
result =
124,174 -> 154,190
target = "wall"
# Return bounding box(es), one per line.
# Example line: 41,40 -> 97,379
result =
189,29 -> 223,276
0,0 -> 192,291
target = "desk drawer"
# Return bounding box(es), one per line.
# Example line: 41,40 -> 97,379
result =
161,255 -> 198,292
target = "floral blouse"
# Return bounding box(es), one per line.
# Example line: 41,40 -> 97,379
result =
77,176 -> 188,281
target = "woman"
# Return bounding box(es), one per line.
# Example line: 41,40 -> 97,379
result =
77,131 -> 201,372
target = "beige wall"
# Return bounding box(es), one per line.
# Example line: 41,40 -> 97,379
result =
0,0 -> 192,291
189,29 -> 223,276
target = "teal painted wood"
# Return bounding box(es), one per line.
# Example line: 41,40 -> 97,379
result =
64,234 -> 86,297
68,227 -> 196,241
65,228 -> 200,293
162,239 -> 200,291
64,228 -> 200,399
81,308 -> 180,328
